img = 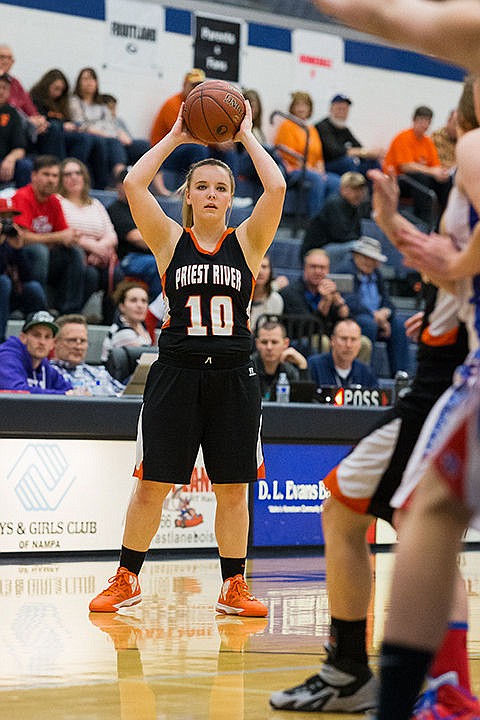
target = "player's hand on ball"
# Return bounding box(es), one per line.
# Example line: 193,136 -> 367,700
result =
233,99 -> 253,143
170,103 -> 202,145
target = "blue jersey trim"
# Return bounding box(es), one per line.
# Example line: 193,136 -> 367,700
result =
345,39 -> 465,82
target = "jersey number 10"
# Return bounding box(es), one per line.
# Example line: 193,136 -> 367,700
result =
186,295 -> 234,336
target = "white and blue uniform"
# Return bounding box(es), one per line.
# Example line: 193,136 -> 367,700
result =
392,186 -> 480,521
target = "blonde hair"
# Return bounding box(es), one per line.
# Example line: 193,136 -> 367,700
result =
289,91 -> 313,118
181,158 -> 235,227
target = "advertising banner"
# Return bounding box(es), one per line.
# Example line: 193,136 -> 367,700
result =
194,14 -> 242,82
293,28 -> 344,111
0,439 -> 218,553
105,0 -> 164,71
253,444 -> 352,547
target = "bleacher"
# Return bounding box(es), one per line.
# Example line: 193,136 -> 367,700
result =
267,221 -> 421,379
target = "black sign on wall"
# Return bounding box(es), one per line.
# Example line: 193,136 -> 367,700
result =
194,15 -> 241,83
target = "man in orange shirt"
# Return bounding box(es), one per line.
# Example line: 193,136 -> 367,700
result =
383,105 -> 451,226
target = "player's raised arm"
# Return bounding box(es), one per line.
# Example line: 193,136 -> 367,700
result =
123,105 -> 197,273
313,0 -> 480,74
235,101 -> 286,273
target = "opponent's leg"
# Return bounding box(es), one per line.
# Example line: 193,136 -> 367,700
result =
270,496 -> 377,712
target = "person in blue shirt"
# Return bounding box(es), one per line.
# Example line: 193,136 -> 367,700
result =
308,318 -> 378,388
337,235 -> 410,377
0,310 -> 73,394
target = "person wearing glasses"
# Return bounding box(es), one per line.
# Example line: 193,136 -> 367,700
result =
51,314 -> 125,396
58,157 -> 122,323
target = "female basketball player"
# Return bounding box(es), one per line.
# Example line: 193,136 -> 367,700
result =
89,100 -> 286,616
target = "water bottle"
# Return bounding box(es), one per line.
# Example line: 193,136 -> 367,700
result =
276,372 -> 291,403
394,370 -> 410,401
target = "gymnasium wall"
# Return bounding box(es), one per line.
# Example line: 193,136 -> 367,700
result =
0,0 -> 465,149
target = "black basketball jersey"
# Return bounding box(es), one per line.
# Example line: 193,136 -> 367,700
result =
158,228 -> 255,355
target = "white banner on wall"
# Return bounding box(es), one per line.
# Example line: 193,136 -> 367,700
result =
105,0 -> 164,71
292,29 -> 344,117
0,439 -> 218,553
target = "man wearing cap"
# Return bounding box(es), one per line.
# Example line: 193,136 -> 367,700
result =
315,94 -> 384,177
337,236 -> 410,376
0,72 -> 32,188
0,310 -> 73,394
301,171 -> 371,259
0,197 -> 47,342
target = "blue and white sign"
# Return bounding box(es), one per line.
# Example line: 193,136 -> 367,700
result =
253,444 -> 352,547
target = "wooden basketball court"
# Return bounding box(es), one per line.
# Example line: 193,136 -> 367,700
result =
2,549 -> 480,720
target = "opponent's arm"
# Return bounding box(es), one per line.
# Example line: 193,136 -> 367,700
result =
312,0 -> 480,73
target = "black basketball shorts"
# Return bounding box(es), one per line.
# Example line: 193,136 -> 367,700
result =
134,357 -> 263,485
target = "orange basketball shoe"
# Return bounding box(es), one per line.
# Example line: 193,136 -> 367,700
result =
89,567 -> 142,613
215,574 -> 268,617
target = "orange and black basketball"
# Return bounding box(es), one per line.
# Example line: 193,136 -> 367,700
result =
183,79 -> 246,144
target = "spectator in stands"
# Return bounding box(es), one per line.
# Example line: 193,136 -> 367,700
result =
0,197 -> 47,342
51,314 -> 125,395
150,68 -> 238,184
249,254 -> 284,333
300,171 -> 370,259
13,154 -> 86,314
337,236 -> 410,377
29,68 -> 96,171
315,93 -> 384,176
101,93 -> 171,197
0,43 -> 59,156
252,319 -> 310,401
58,157 -> 122,323
280,247 -> 349,340
0,72 -> 31,187
431,109 -> 457,170
274,91 -> 341,218
0,310 -> 73,394
101,93 -> 170,195
383,105 -> 452,224
70,67 -> 128,189
281,248 -> 372,362
243,89 -> 266,145
100,280 -> 152,362
107,168 -> 161,299
308,318 -> 378,388
237,88 -> 269,191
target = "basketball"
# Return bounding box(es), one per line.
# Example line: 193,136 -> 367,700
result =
183,79 -> 246,144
